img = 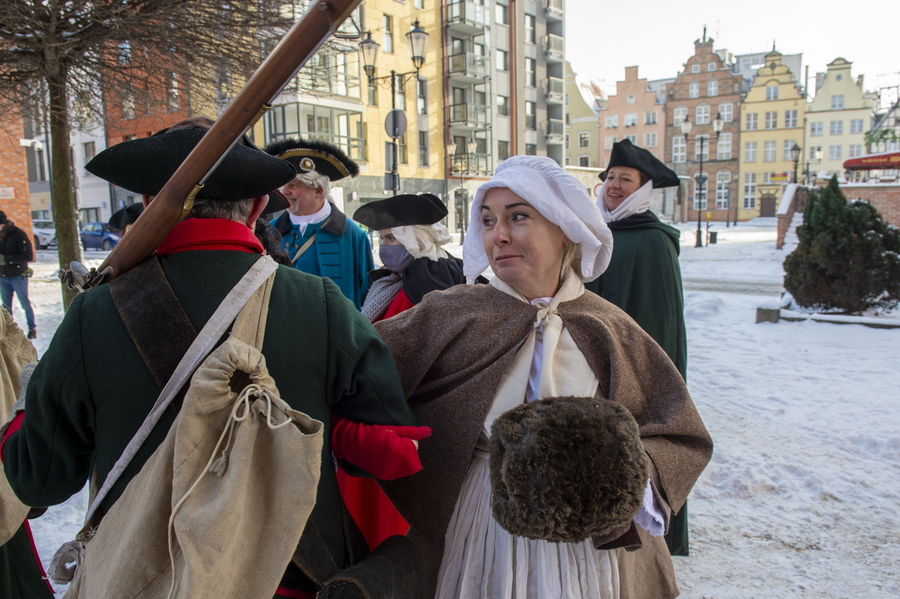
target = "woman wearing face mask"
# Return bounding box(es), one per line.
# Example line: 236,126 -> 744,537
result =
339,193 -> 471,551
585,138 -> 691,556
374,156 -> 711,599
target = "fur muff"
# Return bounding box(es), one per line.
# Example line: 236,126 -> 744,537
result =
489,396 -> 649,543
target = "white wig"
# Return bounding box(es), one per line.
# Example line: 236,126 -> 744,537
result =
462,155 -> 613,282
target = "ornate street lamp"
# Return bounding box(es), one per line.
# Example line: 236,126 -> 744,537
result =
683,113 -> 724,247
791,143 -> 801,184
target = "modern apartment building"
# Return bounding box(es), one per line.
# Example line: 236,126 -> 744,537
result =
665,36 -> 743,223
738,50 -> 805,218
805,58 -> 875,182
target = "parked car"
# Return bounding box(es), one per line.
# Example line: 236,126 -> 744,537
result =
32,220 -> 56,249
80,222 -> 121,251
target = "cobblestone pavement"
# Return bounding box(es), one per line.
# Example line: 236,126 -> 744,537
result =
682,277 -> 783,296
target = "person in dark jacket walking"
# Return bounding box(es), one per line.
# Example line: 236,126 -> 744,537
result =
584,138 -> 691,556
0,212 -> 36,339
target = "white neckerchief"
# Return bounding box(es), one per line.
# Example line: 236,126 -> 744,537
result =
391,223 -> 451,261
598,179 -> 654,223
288,201 -> 331,235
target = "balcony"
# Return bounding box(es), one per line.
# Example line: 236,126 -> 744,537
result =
544,0 -> 564,21
544,34 -> 564,63
449,103 -> 491,128
447,0 -> 489,33
545,77 -> 564,104
450,152 -> 492,175
448,52 -> 491,82
545,119 -> 564,143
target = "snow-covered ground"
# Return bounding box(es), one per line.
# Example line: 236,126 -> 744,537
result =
7,224 -> 900,598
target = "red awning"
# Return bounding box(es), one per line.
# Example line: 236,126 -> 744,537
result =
843,151 -> 900,170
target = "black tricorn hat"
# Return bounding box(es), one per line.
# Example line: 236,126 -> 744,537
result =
352,194 -> 447,230
600,139 -> 680,188
86,123 -> 296,201
490,396 -> 649,543
265,138 -> 359,182
108,203 -> 144,231
263,189 -> 289,215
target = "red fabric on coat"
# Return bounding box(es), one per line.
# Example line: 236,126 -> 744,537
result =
336,288 -> 416,550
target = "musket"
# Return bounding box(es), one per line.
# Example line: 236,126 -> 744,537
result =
61,0 -> 363,292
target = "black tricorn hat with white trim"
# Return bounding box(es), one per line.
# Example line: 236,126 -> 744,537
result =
86,120 -> 296,201
352,194 -> 447,230
599,138 -> 680,188
265,137 -> 360,182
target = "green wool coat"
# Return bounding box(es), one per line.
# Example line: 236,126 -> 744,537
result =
4,250 -> 416,572
585,213 -> 687,379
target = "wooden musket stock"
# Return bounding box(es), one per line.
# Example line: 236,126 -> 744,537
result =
63,0 -> 363,291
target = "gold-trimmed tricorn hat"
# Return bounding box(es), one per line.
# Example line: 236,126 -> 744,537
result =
264,137 -> 360,182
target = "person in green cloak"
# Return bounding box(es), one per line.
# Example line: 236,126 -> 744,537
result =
584,138 -> 691,557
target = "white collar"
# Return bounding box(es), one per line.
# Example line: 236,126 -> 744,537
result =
288,201 -> 331,226
598,179 -> 654,223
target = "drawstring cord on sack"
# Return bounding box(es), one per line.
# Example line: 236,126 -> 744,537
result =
165,382 -> 292,599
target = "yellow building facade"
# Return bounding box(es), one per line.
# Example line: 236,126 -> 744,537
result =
738,51 -> 805,218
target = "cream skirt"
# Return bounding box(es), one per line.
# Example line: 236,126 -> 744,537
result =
435,450 -> 619,599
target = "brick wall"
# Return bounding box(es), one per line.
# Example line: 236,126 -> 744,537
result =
840,184 -> 900,227
0,114 -> 33,254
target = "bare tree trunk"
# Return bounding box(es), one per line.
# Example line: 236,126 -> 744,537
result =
48,71 -> 82,309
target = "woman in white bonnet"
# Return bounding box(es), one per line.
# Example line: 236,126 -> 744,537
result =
374,156 -> 711,599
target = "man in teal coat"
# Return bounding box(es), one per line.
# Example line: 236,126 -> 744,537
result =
585,139 -> 689,555
267,138 -> 373,309
2,119 -> 418,598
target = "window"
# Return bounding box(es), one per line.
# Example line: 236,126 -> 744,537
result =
693,178 -> 707,210
809,146 -> 821,160
763,140 -> 776,162
578,132 -> 590,147
495,2 -> 508,25
719,102 -> 733,122
810,122 -> 823,136
831,95 -> 844,109
415,0 -> 424,8
498,140 -> 509,161
416,78 -> 427,115
764,111 -> 777,129
672,136 -> 686,163
35,148 -> 46,181
829,145 -> 842,160
367,80 -> 377,105
761,172 -> 775,185
716,172 -> 731,209
578,155 -> 590,167
766,85 -> 779,101
383,15 -> 394,53
784,110 -> 798,128
717,132 -> 732,160
850,119 -> 864,134
605,135 -> 617,149
565,156 -> 571,165
122,91 -> 135,119
396,81 -> 406,111
746,113 -> 758,131
418,131 -> 429,166
830,121 -> 843,135
497,95 -> 509,116
118,41 -> 131,65
605,114 -> 618,128
565,133 -> 570,149
525,57 -> 536,87
694,134 -> 709,161
709,62 -> 717,71
691,64 -> 700,73
644,132 -> 657,147
392,136 -> 408,165
674,107 -> 687,126
689,82 -> 699,99
83,141 -> 96,162
525,143 -> 536,155
626,94 -> 636,104
625,134 -> 637,143
624,112 -> 637,127
644,110 -> 657,125
696,104 -> 710,124
743,173 -> 757,208
167,72 -> 179,111
524,14 -> 536,43
745,141 -> 757,162
782,140 -> 797,161
496,49 -> 508,71
849,144 -> 863,158
525,101 -> 536,129
708,80 -> 718,97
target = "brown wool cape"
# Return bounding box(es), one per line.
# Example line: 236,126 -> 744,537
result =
376,284 -> 712,598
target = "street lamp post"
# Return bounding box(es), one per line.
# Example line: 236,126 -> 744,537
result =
360,21 -> 428,196
447,138 -> 478,244
804,148 -> 822,186
791,143 -> 801,184
682,112 -> 724,248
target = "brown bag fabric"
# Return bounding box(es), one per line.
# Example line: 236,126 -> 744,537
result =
65,267 -> 325,599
